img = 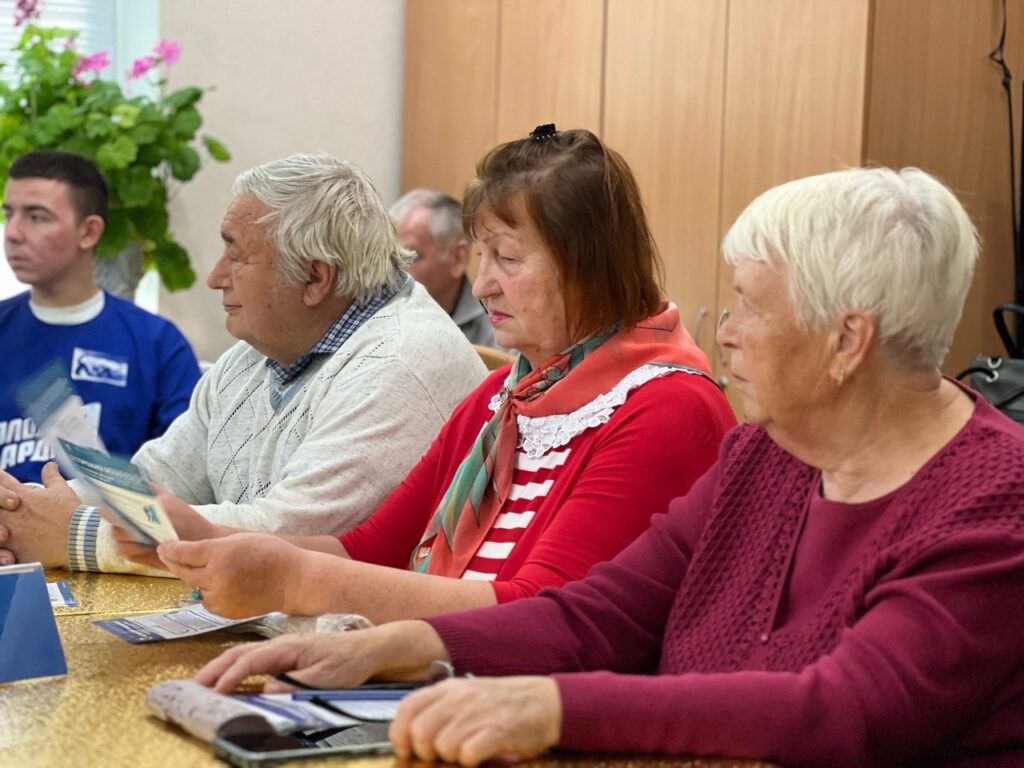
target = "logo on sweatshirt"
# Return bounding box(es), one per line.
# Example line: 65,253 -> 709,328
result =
70,348 -> 128,387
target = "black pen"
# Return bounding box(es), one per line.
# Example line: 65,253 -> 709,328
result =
275,672 -> 423,691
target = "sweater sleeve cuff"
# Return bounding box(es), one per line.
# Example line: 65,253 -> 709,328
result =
67,504 -> 101,572
552,673 -> 612,749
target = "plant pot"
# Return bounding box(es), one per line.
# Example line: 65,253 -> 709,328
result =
93,242 -> 145,300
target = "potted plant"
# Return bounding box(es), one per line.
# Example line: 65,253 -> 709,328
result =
0,15 -> 230,292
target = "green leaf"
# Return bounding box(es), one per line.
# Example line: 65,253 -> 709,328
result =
96,207 -> 133,259
133,200 -> 169,240
202,134 -> 231,162
0,115 -> 22,141
118,166 -> 156,207
111,103 -> 139,129
31,103 -> 82,143
169,144 -> 200,180
135,142 -> 164,166
171,106 -> 201,137
96,135 -> 138,170
152,238 -> 196,291
162,86 -> 202,111
81,80 -> 123,111
56,134 -> 96,158
2,134 -> 33,159
129,122 -> 161,145
84,112 -> 113,139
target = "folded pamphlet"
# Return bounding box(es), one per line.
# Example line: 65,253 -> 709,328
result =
58,439 -> 177,546
94,602 -> 262,643
16,362 -> 176,547
47,580 -> 77,607
147,679 -> 403,743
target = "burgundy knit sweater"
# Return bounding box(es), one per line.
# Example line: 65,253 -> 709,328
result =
429,395 -> 1024,767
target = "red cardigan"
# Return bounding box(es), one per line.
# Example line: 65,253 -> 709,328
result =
341,366 -> 735,602
429,396 -> 1024,766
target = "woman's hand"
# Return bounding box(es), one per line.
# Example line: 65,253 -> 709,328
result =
154,489 -> 225,541
195,632 -> 382,693
157,533 -> 303,618
111,524 -> 166,570
196,621 -> 448,694
390,676 -> 562,766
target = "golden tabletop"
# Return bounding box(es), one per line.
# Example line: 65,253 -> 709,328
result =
1,571 -> 774,768
49,567 -> 195,617
2,570 -> 398,767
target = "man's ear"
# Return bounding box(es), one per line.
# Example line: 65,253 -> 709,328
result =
448,238 -> 470,280
78,214 -> 104,251
302,260 -> 337,306
831,309 -> 876,382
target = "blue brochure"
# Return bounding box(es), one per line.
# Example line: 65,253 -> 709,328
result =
0,562 -> 68,684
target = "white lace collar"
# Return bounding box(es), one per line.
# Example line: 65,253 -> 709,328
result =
488,363 -> 709,458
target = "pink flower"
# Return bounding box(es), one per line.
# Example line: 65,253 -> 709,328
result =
127,55 -> 156,80
153,39 -> 181,66
13,0 -> 40,27
72,51 -> 111,79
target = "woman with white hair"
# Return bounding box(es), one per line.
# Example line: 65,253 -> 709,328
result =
197,167 -> 1024,767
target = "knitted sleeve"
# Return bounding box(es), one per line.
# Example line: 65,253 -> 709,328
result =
553,520 -> 1024,766
160,361 -> 453,533
430,417 -> 1024,766
65,363 -> 220,574
427,456 -> 726,675
85,359 -> 468,573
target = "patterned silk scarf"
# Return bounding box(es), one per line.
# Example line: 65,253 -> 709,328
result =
409,331 -> 612,576
409,301 -> 711,578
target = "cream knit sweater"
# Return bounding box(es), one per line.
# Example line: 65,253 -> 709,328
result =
70,281 -> 486,573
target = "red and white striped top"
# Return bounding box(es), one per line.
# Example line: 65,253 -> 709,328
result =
461,444 -> 574,581
459,363 -> 689,581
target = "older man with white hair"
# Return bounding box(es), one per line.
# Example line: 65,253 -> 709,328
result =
0,154 -> 486,573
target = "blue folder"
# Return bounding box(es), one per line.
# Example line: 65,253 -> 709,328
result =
0,562 -> 67,684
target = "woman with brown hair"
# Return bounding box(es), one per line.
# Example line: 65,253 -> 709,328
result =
119,124 -> 736,623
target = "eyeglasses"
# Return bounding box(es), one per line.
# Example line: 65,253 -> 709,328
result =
718,306 -> 731,328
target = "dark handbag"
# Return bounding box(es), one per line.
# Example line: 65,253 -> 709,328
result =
958,304 -> 1024,424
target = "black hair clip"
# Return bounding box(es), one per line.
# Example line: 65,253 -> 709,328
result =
530,123 -> 558,141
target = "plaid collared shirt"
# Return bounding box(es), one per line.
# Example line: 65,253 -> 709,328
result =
265,273 -> 408,408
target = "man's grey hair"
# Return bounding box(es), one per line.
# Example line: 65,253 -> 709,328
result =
233,154 -> 412,302
389,188 -> 467,253
722,167 -> 979,370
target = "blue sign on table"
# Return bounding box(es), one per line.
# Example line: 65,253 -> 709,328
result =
0,562 -> 67,683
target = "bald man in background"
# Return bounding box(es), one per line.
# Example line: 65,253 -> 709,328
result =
390,189 -> 498,349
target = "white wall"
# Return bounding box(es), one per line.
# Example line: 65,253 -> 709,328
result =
159,0 -> 405,361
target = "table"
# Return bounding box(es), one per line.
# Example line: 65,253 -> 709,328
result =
1,570 -> 250,767
0,570 -> 774,768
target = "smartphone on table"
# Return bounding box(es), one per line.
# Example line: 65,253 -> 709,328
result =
212,721 -> 393,767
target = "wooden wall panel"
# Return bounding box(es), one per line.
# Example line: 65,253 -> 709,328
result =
401,0 -> 499,199
496,0 -> 604,142
603,0 -> 728,358
865,0 -> 1024,374
716,0 -> 871,408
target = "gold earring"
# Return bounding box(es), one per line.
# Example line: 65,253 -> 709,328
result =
836,368 -> 845,387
